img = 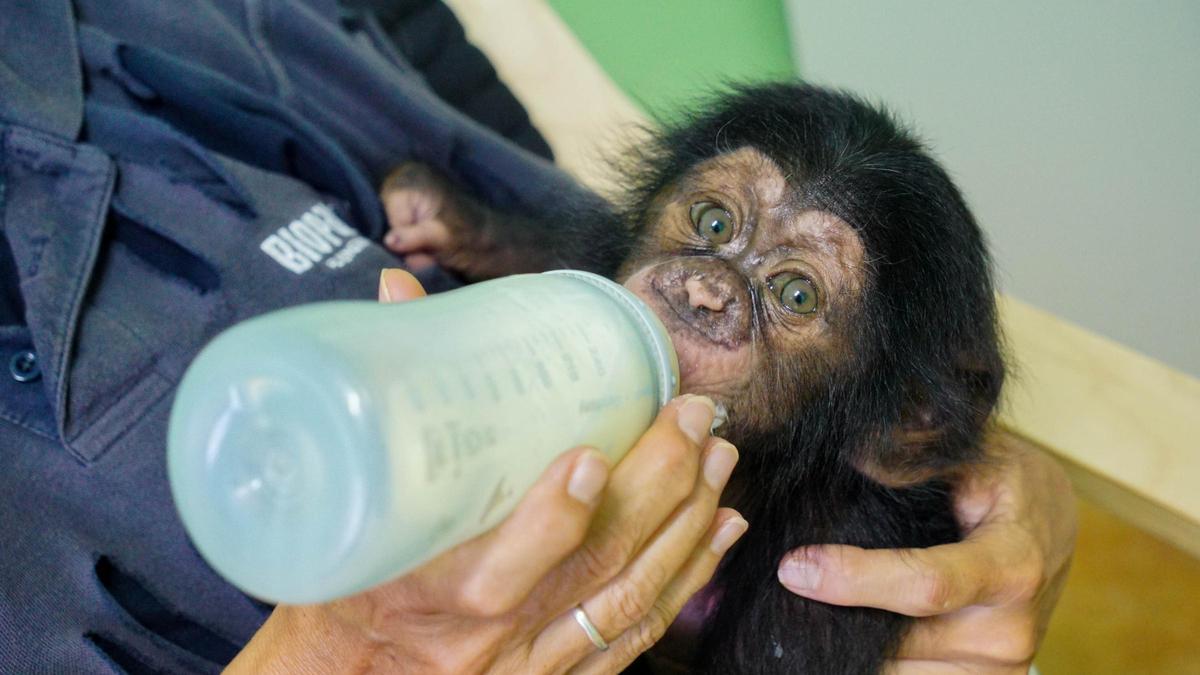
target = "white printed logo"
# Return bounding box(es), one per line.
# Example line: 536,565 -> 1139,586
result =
259,203 -> 370,274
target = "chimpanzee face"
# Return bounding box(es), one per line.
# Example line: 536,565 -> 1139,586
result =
618,147 -> 868,438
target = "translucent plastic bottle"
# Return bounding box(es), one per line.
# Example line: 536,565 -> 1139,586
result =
167,270 -> 678,604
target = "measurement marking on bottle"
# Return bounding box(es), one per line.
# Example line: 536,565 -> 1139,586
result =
562,353 -> 579,383
435,375 -> 452,404
579,395 -> 620,413
422,421 -> 498,482
478,476 -> 513,524
533,361 -> 553,388
482,372 -> 501,402
458,373 -> 476,401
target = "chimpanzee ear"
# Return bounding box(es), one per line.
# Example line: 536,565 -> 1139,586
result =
855,359 -> 1001,488
854,418 -> 948,488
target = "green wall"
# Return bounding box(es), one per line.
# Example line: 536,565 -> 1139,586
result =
546,1 -> 797,121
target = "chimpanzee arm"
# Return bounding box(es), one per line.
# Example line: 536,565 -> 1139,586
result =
380,162 -> 630,280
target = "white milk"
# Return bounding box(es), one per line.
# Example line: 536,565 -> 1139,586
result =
168,271 -> 678,604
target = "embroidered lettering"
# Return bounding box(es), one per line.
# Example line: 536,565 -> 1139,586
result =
260,204 -> 370,274
325,237 -> 370,270
298,212 -> 345,247
287,219 -> 335,255
312,204 -> 360,237
260,235 -> 313,274
275,228 -> 324,262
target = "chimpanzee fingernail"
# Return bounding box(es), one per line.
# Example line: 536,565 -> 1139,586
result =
677,395 -> 716,444
778,555 -> 822,592
567,451 -> 608,506
710,517 -> 748,555
703,442 -> 738,490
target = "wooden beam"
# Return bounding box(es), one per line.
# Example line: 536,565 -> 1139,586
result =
997,296 -> 1200,557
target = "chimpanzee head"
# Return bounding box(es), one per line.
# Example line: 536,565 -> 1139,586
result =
616,83 -> 1004,485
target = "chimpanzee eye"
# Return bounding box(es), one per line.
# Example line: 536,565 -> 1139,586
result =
768,274 -> 819,314
689,202 -> 734,244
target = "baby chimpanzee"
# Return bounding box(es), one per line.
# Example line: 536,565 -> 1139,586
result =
380,83 -> 1004,674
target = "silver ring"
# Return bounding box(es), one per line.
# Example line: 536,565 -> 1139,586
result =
572,605 -> 609,652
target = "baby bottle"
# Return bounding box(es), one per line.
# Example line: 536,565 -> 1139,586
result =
167,270 -> 678,604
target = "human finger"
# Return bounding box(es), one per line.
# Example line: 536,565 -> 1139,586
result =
576,439 -> 736,640
883,658 -> 1027,675
533,437 -> 738,668
569,508 -> 748,675
892,605 -> 1038,665
777,535 -> 1030,617
402,447 -> 609,617
377,268 -> 427,303
538,395 -> 716,608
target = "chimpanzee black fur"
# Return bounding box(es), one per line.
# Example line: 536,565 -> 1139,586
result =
607,83 -> 1004,674
408,82 -> 1005,674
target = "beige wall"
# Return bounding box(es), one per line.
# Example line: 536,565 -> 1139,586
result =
785,1 -> 1200,377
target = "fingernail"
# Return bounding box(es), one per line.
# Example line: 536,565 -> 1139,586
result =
711,402 -> 729,432
567,451 -> 608,506
710,517 -> 748,554
703,442 -> 738,490
677,395 -> 716,444
378,269 -> 393,302
778,554 -> 821,591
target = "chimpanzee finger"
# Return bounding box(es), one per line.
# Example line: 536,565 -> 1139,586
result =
400,251 -> 439,272
381,211 -> 452,254
567,508 -> 748,675
776,534 -> 1024,617
399,447 -> 609,617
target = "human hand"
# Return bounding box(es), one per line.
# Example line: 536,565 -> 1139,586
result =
226,269 -> 747,674
777,434 -> 1076,674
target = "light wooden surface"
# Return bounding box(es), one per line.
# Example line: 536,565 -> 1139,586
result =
444,0 -> 1200,557
997,297 -> 1200,558
1037,498 -> 1200,674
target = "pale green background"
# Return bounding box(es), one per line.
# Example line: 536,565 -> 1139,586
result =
546,0 -> 796,120
785,1 -> 1200,377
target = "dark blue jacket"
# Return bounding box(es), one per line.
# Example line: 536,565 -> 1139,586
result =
0,1 -> 597,671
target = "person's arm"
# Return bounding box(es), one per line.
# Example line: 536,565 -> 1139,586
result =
778,433 -> 1076,673
226,269 -> 747,674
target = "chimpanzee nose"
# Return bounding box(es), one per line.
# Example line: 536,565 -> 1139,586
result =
685,276 -> 734,312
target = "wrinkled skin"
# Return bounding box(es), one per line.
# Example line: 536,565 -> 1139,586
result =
616,148 -> 867,439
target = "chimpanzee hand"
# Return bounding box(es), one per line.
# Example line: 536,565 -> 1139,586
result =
381,163 -> 537,281
226,269 -> 748,674
777,434 -> 1076,674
